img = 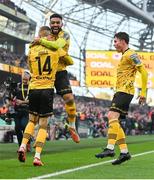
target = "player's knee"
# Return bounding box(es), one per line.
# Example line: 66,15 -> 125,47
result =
29,114 -> 38,125
65,99 -> 76,111
39,118 -> 48,129
107,111 -> 119,120
66,99 -> 75,106
63,93 -> 74,103
65,101 -> 76,119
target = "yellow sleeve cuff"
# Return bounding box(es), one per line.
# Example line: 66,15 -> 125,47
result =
63,55 -> 74,65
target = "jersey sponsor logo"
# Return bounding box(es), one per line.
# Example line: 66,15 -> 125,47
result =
35,76 -> 52,80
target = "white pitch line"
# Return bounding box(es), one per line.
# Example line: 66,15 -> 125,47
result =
30,150 -> 154,179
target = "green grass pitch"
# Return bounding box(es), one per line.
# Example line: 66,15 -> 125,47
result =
0,135 -> 154,179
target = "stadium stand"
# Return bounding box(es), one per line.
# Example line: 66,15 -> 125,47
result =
0,0 -> 36,88
0,0 -> 36,143
1,0 -> 26,15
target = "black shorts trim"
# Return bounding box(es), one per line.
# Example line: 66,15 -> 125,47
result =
110,107 -> 127,115
110,92 -> 133,115
55,70 -> 72,96
29,111 -> 38,116
29,111 -> 53,117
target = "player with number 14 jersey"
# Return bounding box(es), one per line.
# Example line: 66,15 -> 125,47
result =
28,45 -> 65,90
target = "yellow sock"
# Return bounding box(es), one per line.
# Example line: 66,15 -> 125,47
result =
65,101 -> 76,123
22,121 -> 35,145
35,117 -> 48,153
107,119 -> 120,149
116,126 -> 128,153
35,128 -> 47,153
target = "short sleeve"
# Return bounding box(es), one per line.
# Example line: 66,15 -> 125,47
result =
63,32 -> 70,41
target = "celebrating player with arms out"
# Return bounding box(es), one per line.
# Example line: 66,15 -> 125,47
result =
32,13 -> 80,143
95,32 -> 148,165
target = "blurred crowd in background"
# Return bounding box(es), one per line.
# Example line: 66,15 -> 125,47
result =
0,47 -> 28,68
0,38 -> 154,143
1,93 -> 154,143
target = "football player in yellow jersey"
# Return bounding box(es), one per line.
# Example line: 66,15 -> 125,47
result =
31,14 -> 80,144
18,26 -> 66,166
95,32 -> 148,165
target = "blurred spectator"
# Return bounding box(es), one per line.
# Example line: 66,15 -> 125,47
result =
0,104 -> 8,115
0,104 -> 8,122
0,47 -> 28,68
149,108 -> 154,134
13,70 -> 31,150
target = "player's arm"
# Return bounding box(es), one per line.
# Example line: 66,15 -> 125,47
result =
29,37 -> 66,50
15,99 -> 29,106
130,53 -> 148,104
136,65 -> 148,98
39,31 -> 70,50
39,37 -> 74,65
39,38 -> 66,50
57,48 -> 73,65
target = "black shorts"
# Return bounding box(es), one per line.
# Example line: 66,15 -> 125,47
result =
29,89 -> 54,117
54,70 -> 72,96
110,92 -> 133,116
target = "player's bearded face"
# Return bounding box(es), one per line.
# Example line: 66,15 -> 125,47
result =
114,37 -> 123,52
50,17 -> 63,34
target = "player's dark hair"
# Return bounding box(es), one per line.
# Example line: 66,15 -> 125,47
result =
114,32 -> 129,44
50,13 -> 62,20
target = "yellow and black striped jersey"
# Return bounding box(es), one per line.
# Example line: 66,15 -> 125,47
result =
28,45 -> 66,89
116,48 -> 143,95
